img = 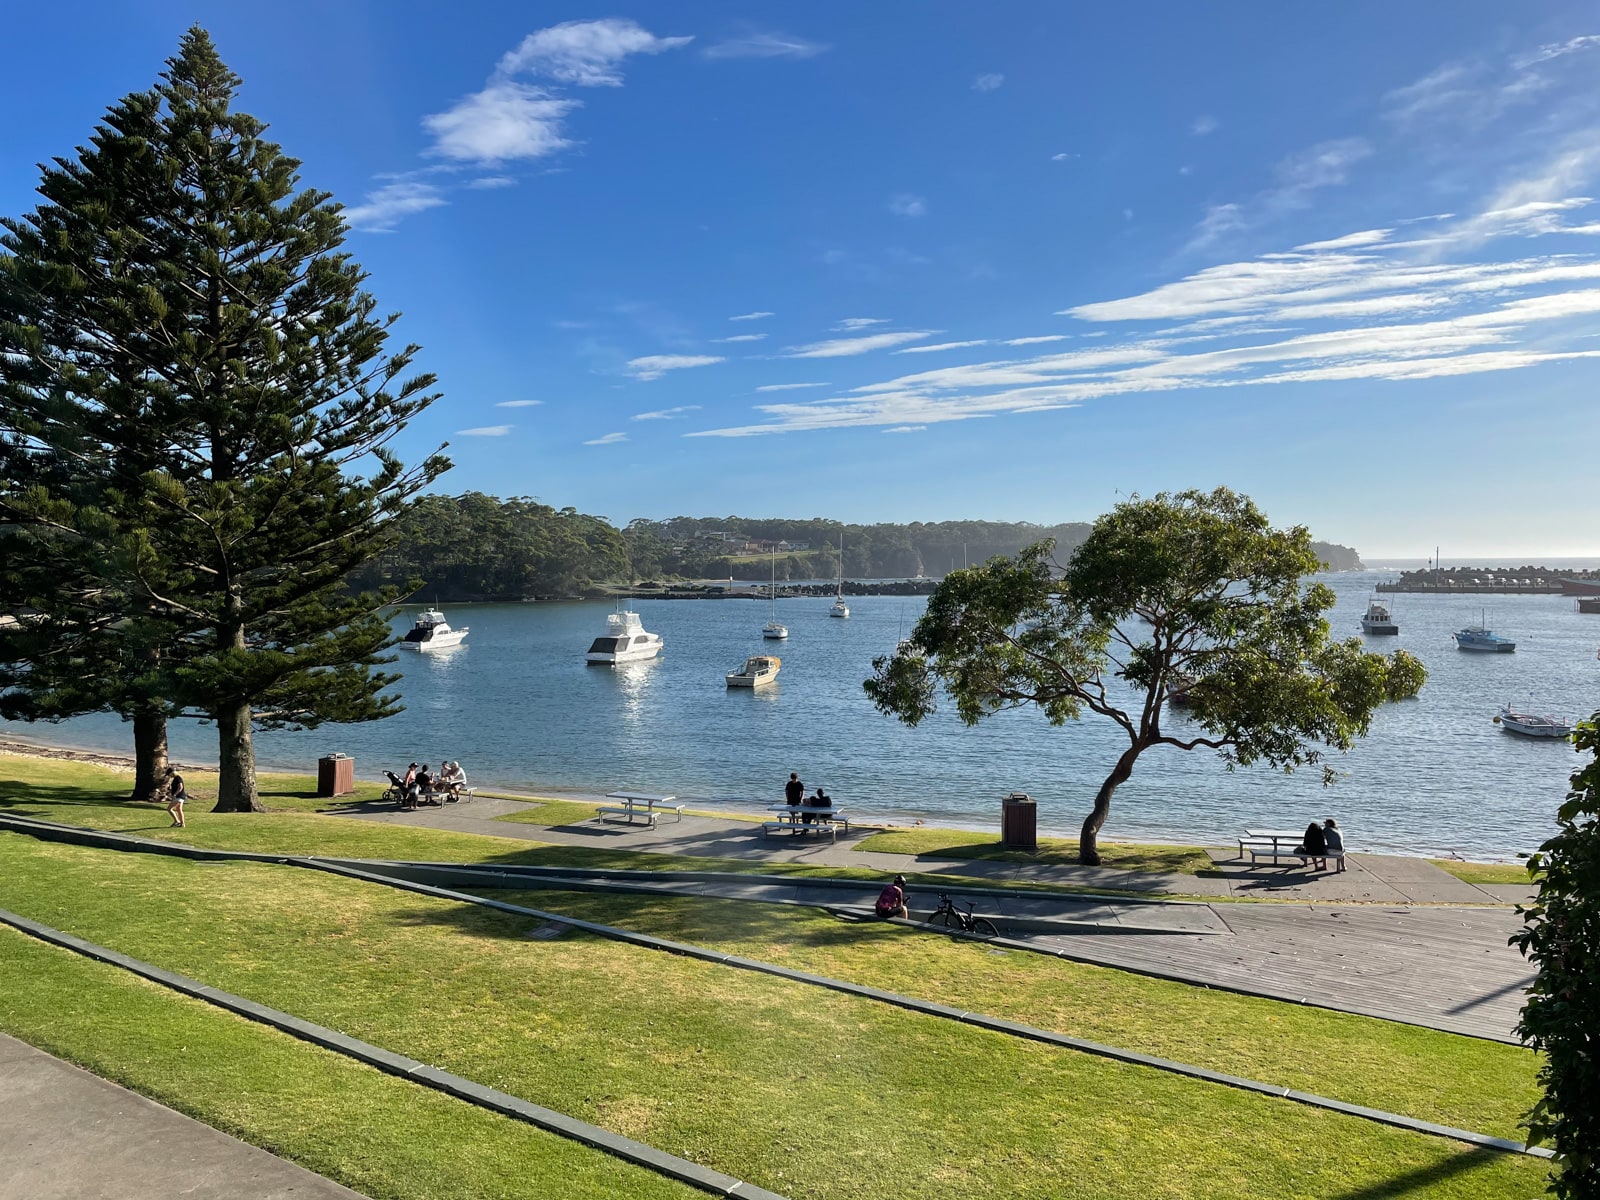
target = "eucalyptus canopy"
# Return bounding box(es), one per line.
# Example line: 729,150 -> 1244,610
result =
865,488 -> 1425,864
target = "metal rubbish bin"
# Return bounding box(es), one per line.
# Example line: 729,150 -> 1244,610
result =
1001,792 -> 1037,851
317,753 -> 354,798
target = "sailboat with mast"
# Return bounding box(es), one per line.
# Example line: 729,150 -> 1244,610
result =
830,535 -> 849,618
762,545 -> 787,640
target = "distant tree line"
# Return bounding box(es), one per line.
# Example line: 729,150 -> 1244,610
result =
349,498 -> 1365,601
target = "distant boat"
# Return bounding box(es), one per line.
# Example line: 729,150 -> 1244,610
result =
1579,596 -> 1600,614
1495,705 -> 1574,738
830,534 -> 849,618
1454,615 -> 1515,653
1360,598 -> 1399,635
726,654 -> 780,688
400,608 -> 468,651
585,610 -> 664,665
762,546 -> 787,640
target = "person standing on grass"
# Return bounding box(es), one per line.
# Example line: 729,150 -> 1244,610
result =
165,771 -> 187,828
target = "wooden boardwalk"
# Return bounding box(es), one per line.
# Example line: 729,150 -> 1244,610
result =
1023,902 -> 1531,1043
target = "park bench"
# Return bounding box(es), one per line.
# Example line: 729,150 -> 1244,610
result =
762,805 -> 848,839
596,792 -> 684,828
1238,829 -> 1346,873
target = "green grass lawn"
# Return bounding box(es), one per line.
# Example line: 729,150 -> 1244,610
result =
0,835 -> 1547,1200
856,827 -> 1213,873
0,925 -> 701,1200
1430,859 -> 1535,885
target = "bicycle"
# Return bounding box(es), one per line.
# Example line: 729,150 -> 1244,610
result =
924,893 -> 1000,938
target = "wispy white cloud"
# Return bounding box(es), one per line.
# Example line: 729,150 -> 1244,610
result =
884,425 -> 926,433
703,30 -> 828,60
632,405 -> 702,421
1051,152 -> 1078,162
584,432 -> 629,445
626,354 -> 726,381
342,182 -> 448,232
1187,202 -> 1247,250
498,18 -> 691,86
834,317 -> 888,330
468,175 -> 518,190
894,339 -> 989,354
972,73 -> 1005,92
689,205 -> 1600,437
495,399 -> 543,408
730,311 -> 775,321
755,382 -> 831,392
1004,335 -> 1069,346
1192,115 -> 1219,136
1269,137 -> 1372,206
457,424 -> 514,437
888,194 -> 927,218
1514,33 -> 1600,69
712,333 -> 768,343
783,331 -> 937,358
423,83 -> 578,164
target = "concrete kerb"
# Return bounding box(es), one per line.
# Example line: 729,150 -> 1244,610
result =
0,906 -> 789,1200
0,815 -> 1550,1158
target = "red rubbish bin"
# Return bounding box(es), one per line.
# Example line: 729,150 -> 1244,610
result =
317,753 -> 354,798
1001,792 -> 1037,851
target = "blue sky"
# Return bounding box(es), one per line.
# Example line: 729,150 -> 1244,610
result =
4,4 -> 1600,557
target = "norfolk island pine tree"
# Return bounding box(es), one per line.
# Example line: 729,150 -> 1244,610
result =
0,27 -> 448,811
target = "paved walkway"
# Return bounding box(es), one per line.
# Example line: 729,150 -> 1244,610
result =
0,1033 -> 365,1200
345,794 -> 1537,905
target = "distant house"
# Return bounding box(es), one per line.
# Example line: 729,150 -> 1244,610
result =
779,540 -> 809,551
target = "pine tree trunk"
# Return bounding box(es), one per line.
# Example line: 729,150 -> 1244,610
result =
212,700 -> 262,812
1079,743 -> 1146,866
129,708 -> 170,802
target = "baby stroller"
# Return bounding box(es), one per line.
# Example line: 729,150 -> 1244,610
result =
382,769 -> 416,810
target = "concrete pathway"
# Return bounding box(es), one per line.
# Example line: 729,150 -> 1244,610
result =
0,1033 -> 365,1200
344,795 -> 1536,905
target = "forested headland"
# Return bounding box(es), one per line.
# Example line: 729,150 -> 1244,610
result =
348,493 -> 1365,602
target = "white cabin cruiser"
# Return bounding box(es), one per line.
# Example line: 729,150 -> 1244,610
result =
400,609 -> 468,651
585,610 -> 664,665
1360,598 -> 1398,635
726,654 -> 780,687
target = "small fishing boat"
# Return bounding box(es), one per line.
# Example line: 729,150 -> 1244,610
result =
726,654 -> 780,688
1495,705 -> 1574,738
1453,623 -> 1515,652
400,608 -> 468,651
1360,598 -> 1398,635
585,610 -> 664,665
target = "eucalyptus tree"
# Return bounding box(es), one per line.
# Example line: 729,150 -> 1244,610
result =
0,28 -> 448,811
865,488 -> 1425,864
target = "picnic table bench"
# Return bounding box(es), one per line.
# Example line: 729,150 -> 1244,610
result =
596,792 -> 684,828
420,786 -> 475,805
1237,828 -> 1346,872
763,804 -> 849,839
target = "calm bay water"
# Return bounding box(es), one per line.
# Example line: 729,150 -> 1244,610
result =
7,568 -> 1599,859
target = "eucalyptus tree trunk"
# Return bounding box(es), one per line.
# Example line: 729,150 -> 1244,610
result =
1079,742 -> 1145,865
128,708 -> 169,803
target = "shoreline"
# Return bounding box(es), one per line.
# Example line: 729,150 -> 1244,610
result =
0,731 -> 1512,867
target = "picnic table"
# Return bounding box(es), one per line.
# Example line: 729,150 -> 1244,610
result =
596,792 -> 684,828
1238,827 -> 1346,871
763,804 -> 849,839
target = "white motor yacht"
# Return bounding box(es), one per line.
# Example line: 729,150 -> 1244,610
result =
585,610 -> 664,665
399,608 -> 468,651
1360,598 -> 1398,635
726,654 -> 780,687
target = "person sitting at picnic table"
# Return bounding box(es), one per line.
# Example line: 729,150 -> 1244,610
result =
784,771 -> 804,807
1321,818 -> 1346,870
438,760 -> 466,800
875,874 -> 909,919
415,764 -> 439,805
803,785 -> 830,824
1295,819 -> 1328,868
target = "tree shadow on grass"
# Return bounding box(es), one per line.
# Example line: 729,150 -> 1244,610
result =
1323,1146 -> 1531,1199
0,777 -> 147,812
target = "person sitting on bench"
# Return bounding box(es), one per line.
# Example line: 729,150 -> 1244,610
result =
803,786 -> 830,824
1295,820 -> 1328,869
